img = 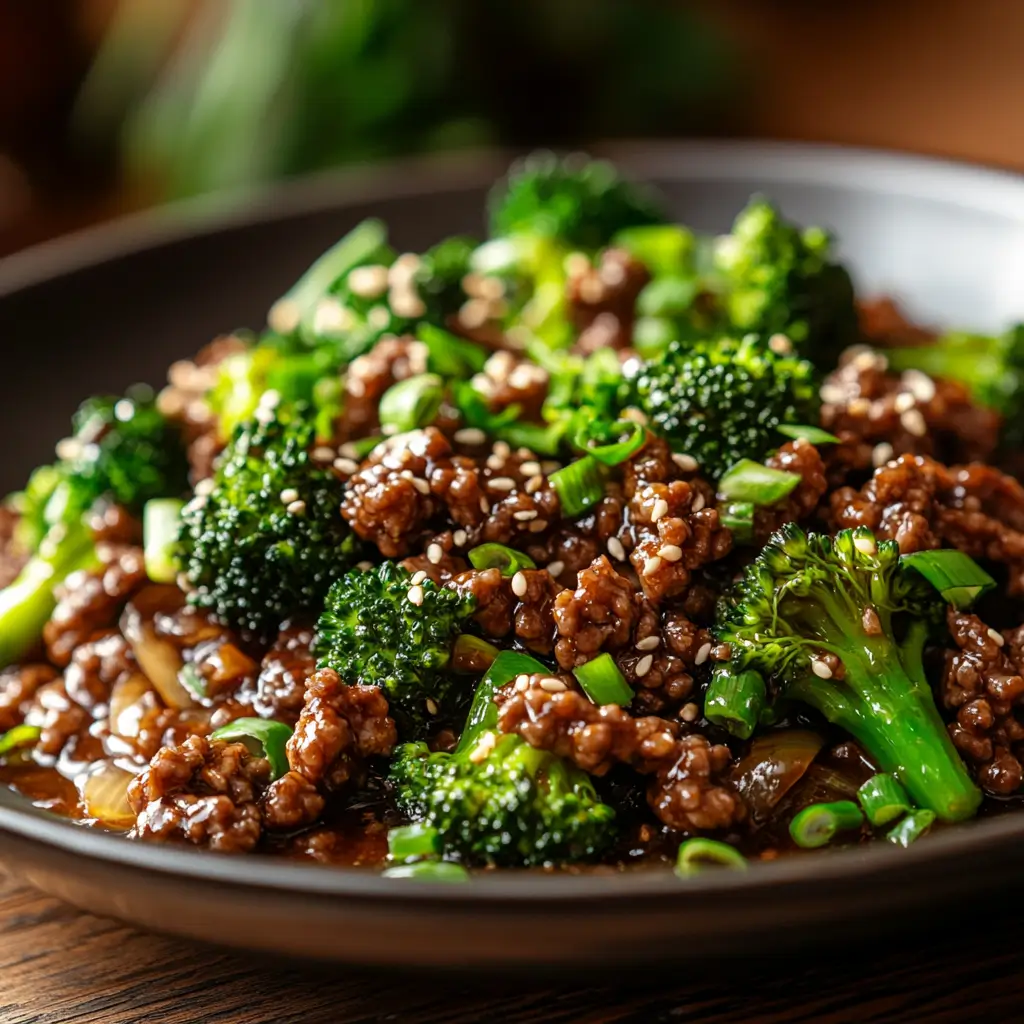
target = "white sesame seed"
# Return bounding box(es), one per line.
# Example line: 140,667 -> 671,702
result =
488,476 -> 516,492
636,636 -> 660,652
412,478 -> 430,495
356,560 -> 374,572
528,519 -> 548,533
872,442 -> 895,468
333,457 -> 359,475
853,535 -> 877,556
768,333 -> 793,355
894,392 -> 916,414
286,500 -> 306,516
520,461 -> 542,477
479,496 -> 490,514
635,654 -> 654,678
539,677 -> 567,693
389,288 -> 427,319
194,477 -> 215,497
621,407 -> 648,426
694,642 -> 712,666
339,442 -> 361,459
901,408 -> 927,437
812,659 -> 833,679
651,499 -> 669,523
672,453 -> 698,472
427,543 -> 444,565
267,298 -> 301,335
680,703 -> 700,723
425,698 -> 439,716
658,544 -> 683,563
514,510 -> 538,522
511,572 -> 528,598
605,536 -> 626,562
347,264 -> 389,299
988,628 -> 1006,646
546,560 -> 565,578
453,529 -> 468,547
407,585 -> 425,606
410,570 -> 428,586
468,731 -> 496,764
542,460 -> 562,475
820,384 -> 846,405
312,446 -> 336,463
493,441 -> 512,458
848,397 -> 872,417
691,493 -> 706,513
454,427 -> 486,445
514,674 -> 531,692
400,469 -> 414,480
525,474 -> 544,494
903,369 -> 936,403
486,454 -> 506,471
642,556 -> 663,576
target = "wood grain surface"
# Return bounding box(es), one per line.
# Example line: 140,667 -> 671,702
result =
0,873 -> 1020,1024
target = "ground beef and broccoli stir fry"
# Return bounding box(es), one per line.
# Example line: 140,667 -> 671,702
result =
4,152 -> 1024,879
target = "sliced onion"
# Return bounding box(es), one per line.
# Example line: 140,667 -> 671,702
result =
108,673 -> 158,740
78,761 -> 137,828
731,729 -> 824,822
121,587 -> 195,711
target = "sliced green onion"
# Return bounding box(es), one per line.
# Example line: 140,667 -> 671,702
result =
416,323 -> 487,376
457,650 -> 549,750
636,275 -> 699,318
387,824 -> 442,864
550,456 -> 606,518
378,374 -> 445,434
887,808 -> 936,847
789,800 -> 864,849
675,838 -> 747,877
901,550 -> 997,609
704,667 -> 766,740
143,498 -> 184,584
210,718 -> 293,780
632,316 -> 676,359
776,424 -> 841,445
468,543 -> 536,576
348,434 -> 383,459
574,653 -> 634,706
0,724 -> 42,758
573,419 -> 646,466
382,861 -> 470,882
177,662 -> 208,700
718,459 -> 801,505
720,501 -> 755,544
857,774 -> 912,827
452,634 -> 500,673
613,224 -> 695,277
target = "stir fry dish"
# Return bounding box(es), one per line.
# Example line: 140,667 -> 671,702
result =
4,153 -> 1024,880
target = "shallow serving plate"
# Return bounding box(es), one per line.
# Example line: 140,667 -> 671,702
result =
2,141 -> 1024,968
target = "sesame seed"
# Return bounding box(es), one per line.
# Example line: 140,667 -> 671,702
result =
460,298 -> 491,329
894,392 -> 916,414
400,469 -> 414,480
514,674 -> 531,692
694,642 -> 712,666
468,731 -> 496,764
479,496 -> 490,514
691,493 -> 706,513
542,460 -> 562,475
333,457 -> 359,475
511,572 -> 528,598
488,476 -> 516,492
642,556 -> 663,576
412,478 -> 430,495
872,442 -> 895,468
425,698 -> 439,716
407,585 -> 425,606
635,654 -> 654,678
901,408 -> 927,437
768,333 -> 793,355
852,349 -> 884,373
528,519 -> 548,533
514,510 -> 538,522
607,536 -> 626,562
903,369 -> 936,403
427,543 -> 444,565
636,636 -> 660,652
853,535 -> 877,556
658,544 -> 683,563
493,441 -> 512,458
848,397 -> 871,417
579,276 -> 606,304
346,377 -> 367,399
520,461 -> 542,477
356,560 -> 374,571
347,264 -> 389,299
267,297 -> 301,335
453,529 -> 468,547
486,453 -> 506,471
194,478 -> 215,497
389,288 -> 427,319
680,703 -> 700,723
812,659 -> 833,679
286,500 -> 306,516
650,498 -> 669,523
539,677 -> 567,693
339,442 -> 361,459
672,453 -> 698,472
546,561 -> 565,577
454,427 -> 486,445
988,628 -> 1006,646
312,446 -> 336,463
820,384 -> 846,405
367,305 -> 391,329
621,407 -> 648,425
525,475 -> 544,494
410,570 -> 428,586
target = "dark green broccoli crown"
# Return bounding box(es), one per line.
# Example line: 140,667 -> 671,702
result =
489,151 -> 666,251
390,733 -> 616,867
415,235 -> 475,324
179,406 -> 355,636
630,334 -> 819,479
715,198 -> 858,371
314,561 -> 477,734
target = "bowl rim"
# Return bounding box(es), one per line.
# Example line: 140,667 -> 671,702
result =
3,137 -> 1024,904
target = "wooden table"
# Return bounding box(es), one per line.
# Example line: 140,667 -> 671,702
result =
0,874 -> 1019,1024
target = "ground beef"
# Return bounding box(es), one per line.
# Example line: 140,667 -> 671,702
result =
87,503 -> 144,546
250,623 -> 317,724
544,492 -> 625,585
553,556 -> 638,669
0,663 -> 57,732
567,248 -> 650,353
44,544 -> 146,667
128,734 -> 269,852
469,350 -> 549,419
0,506 -> 27,589
830,455 -> 1024,592
340,336 -> 428,439
262,770 -> 325,831
752,440 -> 828,542
399,531 -> 470,585
858,297 -> 937,348
941,611 -> 1024,795
451,567 -> 516,638
498,686 -> 743,831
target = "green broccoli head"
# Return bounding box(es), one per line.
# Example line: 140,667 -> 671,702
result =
629,334 -> 819,479
713,198 -> 858,371
713,523 -> 980,822
489,151 -> 666,251
314,561 -> 477,735
178,405 -> 355,637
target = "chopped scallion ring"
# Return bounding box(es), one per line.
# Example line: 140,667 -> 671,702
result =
210,718 -> 293,780
704,667 -> 766,740
573,419 -> 646,466
717,459 -> 801,505
857,774 -> 912,827
143,498 -> 184,584
550,456 -> 606,518
675,838 -> 747,877
468,543 -> 536,576
574,653 -> 634,706
901,550 -> 997,609
776,424 -> 841,444
456,650 -> 549,750
378,374 -> 445,434
887,809 -> 936,847
416,323 -> 487,376
0,724 -> 42,758
720,501 -> 754,544
387,824 -> 442,864
789,801 -> 864,849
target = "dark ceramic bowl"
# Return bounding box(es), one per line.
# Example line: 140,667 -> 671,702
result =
2,141 -> 1024,969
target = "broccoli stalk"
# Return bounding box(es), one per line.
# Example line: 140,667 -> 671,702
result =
713,523 -> 981,822
389,650 -> 616,866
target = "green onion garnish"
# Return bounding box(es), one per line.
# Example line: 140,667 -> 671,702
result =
776,424 -> 841,445
704,667 -> 765,740
574,653 -> 634,706
636,275 -> 699,318
613,224 -> 694,277
143,498 -> 184,584
177,662 -> 208,700
887,808 -> 936,847
378,374 -> 445,434
550,456 -> 606,518
632,317 -> 676,359
675,838 -> 747,877
0,724 -> 42,758
210,718 -> 293,780
720,501 -> 755,544
452,634 -> 500,673
387,824 -> 442,864
718,459 -> 801,505
788,800 -> 864,849
573,419 -> 646,466
901,550 -> 997,609
468,543 -> 536,576
857,774 -> 912,827
416,323 -> 487,376
457,650 -> 549,750
382,861 -> 470,882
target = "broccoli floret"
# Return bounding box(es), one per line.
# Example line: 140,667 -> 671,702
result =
178,406 -> 356,637
314,561 -> 477,736
713,199 -> 858,371
629,334 -> 819,479
389,653 -> 616,866
489,151 -> 666,251
879,324 -> 1024,450
712,523 -> 981,822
